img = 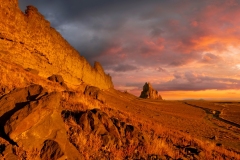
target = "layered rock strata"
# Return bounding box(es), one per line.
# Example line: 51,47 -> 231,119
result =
0,0 -> 113,89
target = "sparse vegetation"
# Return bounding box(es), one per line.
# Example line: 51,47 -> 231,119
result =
59,89 -> 240,159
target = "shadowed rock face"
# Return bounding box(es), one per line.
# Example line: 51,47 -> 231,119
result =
140,82 -> 162,100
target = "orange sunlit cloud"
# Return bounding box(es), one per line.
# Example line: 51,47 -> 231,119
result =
161,90 -> 240,100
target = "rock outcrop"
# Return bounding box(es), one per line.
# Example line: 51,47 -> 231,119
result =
140,82 -> 162,100
84,85 -> 106,103
0,85 -> 83,159
62,109 -> 147,159
0,0 -> 113,89
0,84 -> 152,159
48,74 -> 68,88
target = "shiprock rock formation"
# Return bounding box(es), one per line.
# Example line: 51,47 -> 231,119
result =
0,0 -> 113,90
140,82 -> 162,100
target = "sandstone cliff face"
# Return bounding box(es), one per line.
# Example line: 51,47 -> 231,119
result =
0,0 -> 113,89
140,82 -> 162,100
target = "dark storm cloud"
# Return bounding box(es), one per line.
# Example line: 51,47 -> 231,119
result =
151,28 -> 164,37
19,0 -> 240,93
19,0 -> 169,65
113,64 -> 138,72
19,0 -> 160,27
19,1 -> 186,63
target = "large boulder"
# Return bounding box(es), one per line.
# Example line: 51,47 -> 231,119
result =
4,92 -> 62,141
139,82 -> 162,100
47,74 -> 68,88
0,85 -> 82,159
84,85 -> 106,103
0,84 -> 47,124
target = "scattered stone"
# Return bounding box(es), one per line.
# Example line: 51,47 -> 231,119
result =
185,146 -> 201,155
210,135 -> 218,140
47,74 -> 67,88
84,85 -> 106,103
139,82 -> 162,100
25,68 -> 39,75
216,143 -> 223,147
40,140 -> 64,160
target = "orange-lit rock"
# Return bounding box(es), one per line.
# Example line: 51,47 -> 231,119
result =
140,82 -> 162,100
0,1 -> 113,89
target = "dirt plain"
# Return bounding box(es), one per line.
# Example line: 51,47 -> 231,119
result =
101,89 -> 240,154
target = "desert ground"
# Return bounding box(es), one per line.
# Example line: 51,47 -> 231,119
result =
100,89 -> 240,158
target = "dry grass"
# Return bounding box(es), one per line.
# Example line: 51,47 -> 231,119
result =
2,82 -> 238,159
64,115 -> 103,160
146,137 -> 176,156
100,101 -> 240,159
61,91 -> 104,112
3,87 -> 238,159
220,103 -> 240,125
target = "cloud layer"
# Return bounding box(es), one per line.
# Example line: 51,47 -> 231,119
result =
19,0 -> 240,98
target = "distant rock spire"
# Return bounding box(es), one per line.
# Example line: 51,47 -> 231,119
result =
139,82 -> 162,100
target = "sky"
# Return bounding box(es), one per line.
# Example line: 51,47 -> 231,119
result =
19,0 -> 240,100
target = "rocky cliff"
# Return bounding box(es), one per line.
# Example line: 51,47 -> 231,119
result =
140,82 -> 162,100
0,1 -> 153,159
0,0 -> 113,89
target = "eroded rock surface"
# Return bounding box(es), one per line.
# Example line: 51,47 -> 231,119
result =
40,140 -> 64,160
84,85 -> 106,103
48,74 -> 68,88
0,84 -> 47,121
140,82 -> 162,100
62,109 -> 147,156
0,1 -> 113,89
